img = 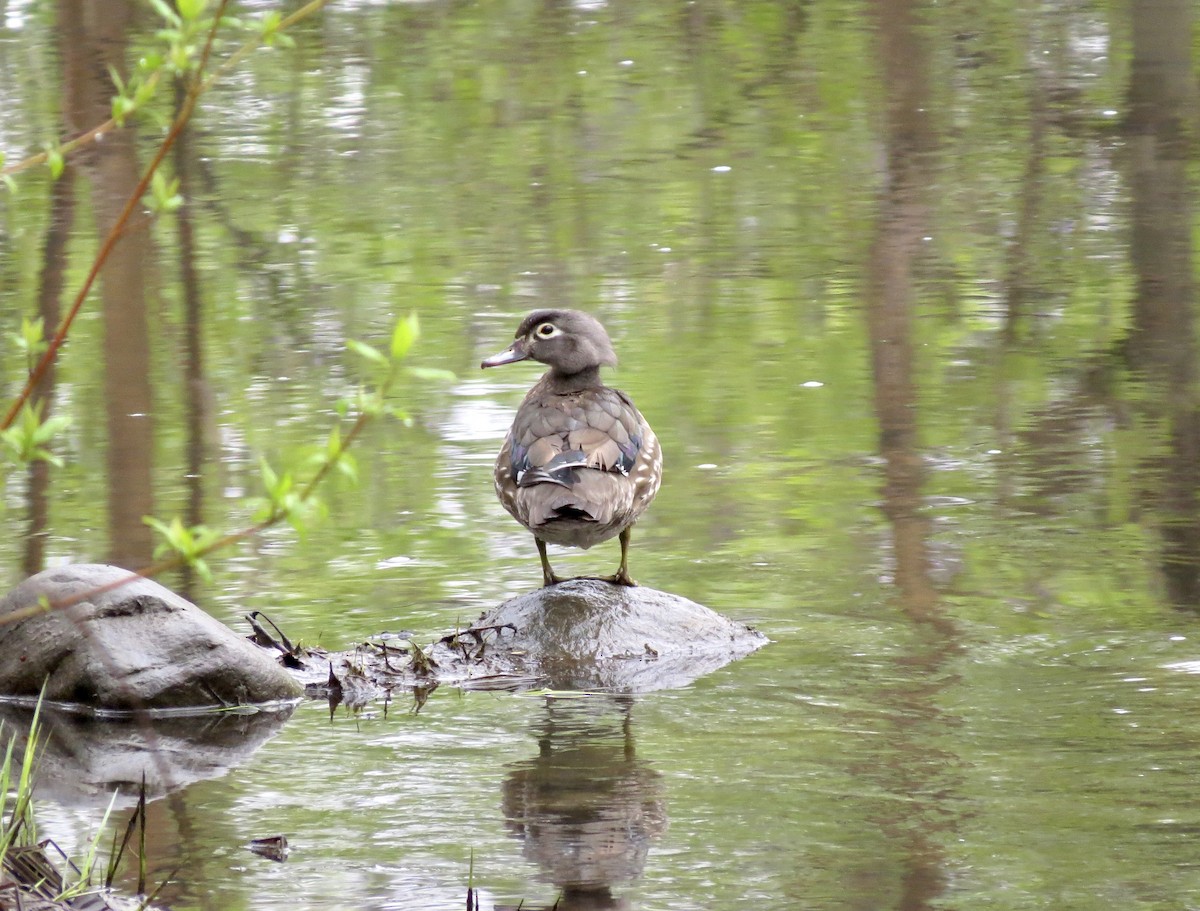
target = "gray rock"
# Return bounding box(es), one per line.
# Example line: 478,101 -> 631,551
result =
428,579 -> 768,692
0,564 -> 302,712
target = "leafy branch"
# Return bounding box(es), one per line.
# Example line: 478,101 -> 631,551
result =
1,0 -> 332,437
0,402 -> 70,469
0,0 -> 444,623
144,313 -> 453,582
0,0 -> 324,182
0,313 -> 451,626
0,0 -> 229,435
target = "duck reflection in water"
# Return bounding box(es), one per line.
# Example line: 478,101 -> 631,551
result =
496,696 -> 666,910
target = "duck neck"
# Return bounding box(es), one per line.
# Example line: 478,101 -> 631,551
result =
540,365 -> 603,394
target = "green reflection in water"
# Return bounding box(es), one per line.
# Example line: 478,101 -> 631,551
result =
2,0 -> 1200,909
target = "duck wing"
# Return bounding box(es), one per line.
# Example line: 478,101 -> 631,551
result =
501,387 -> 658,534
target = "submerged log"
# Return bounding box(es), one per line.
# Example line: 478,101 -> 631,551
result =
0,564 -> 303,712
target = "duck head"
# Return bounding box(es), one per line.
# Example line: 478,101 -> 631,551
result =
481,309 -> 618,378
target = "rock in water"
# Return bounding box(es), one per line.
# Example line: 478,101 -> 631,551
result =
430,579 -> 768,692
0,564 -> 302,713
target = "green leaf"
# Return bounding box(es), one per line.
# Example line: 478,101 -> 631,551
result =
148,170 -> 183,213
143,516 -> 220,580
10,316 -> 47,358
390,312 -> 420,360
33,414 -> 71,446
45,146 -> 64,180
142,516 -> 172,538
176,0 -> 207,22
106,64 -> 126,95
386,406 -> 414,427
259,10 -> 282,39
357,388 -> 386,417
111,95 -> 136,126
137,51 -> 166,73
334,453 -> 359,484
248,497 -> 275,524
326,425 -> 342,458
0,402 -> 69,467
169,43 -> 193,74
147,0 -> 181,27
259,456 -> 279,494
132,78 -> 159,108
346,339 -> 386,365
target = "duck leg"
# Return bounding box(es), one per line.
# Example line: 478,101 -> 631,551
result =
605,526 -> 637,587
535,538 -> 563,587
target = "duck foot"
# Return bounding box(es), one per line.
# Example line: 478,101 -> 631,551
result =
552,572 -> 638,588
534,535 -> 639,587
600,571 -> 638,587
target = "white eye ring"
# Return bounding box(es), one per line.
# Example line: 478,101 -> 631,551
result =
534,322 -> 560,338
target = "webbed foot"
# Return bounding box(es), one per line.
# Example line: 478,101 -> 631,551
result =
600,568 -> 637,587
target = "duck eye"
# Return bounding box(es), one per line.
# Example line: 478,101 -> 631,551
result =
535,323 -> 559,338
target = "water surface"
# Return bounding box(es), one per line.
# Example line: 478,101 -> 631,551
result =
2,1 -> 1200,908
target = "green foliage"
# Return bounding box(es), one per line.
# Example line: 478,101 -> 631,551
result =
0,402 -> 70,468
313,426 -> 358,485
0,705 -> 128,904
147,0 -> 215,76
250,455 -> 323,533
345,313 -> 455,425
0,704 -> 41,861
175,0 -> 209,23
42,144 -> 64,180
8,317 -> 49,371
325,425 -> 356,475
390,311 -> 419,360
144,516 -> 223,581
141,313 -> 452,574
146,169 -> 183,214
258,10 -> 296,48
106,62 -> 158,127
1,0 -> 322,191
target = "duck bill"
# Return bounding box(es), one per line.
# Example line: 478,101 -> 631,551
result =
481,340 -> 529,369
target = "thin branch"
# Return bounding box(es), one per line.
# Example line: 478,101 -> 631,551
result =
0,0 -> 334,180
0,366 -> 396,626
1,1 -> 232,431
1,0 -> 335,430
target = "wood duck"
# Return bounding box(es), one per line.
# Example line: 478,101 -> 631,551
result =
481,309 -> 662,587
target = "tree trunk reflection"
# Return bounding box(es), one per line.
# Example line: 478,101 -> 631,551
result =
861,2 -> 962,909
1122,0 -> 1200,609
59,0 -> 155,569
22,167 -> 76,576
864,0 -> 941,628
173,77 -> 209,600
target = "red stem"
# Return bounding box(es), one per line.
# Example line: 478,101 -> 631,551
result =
2,1 -> 231,431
